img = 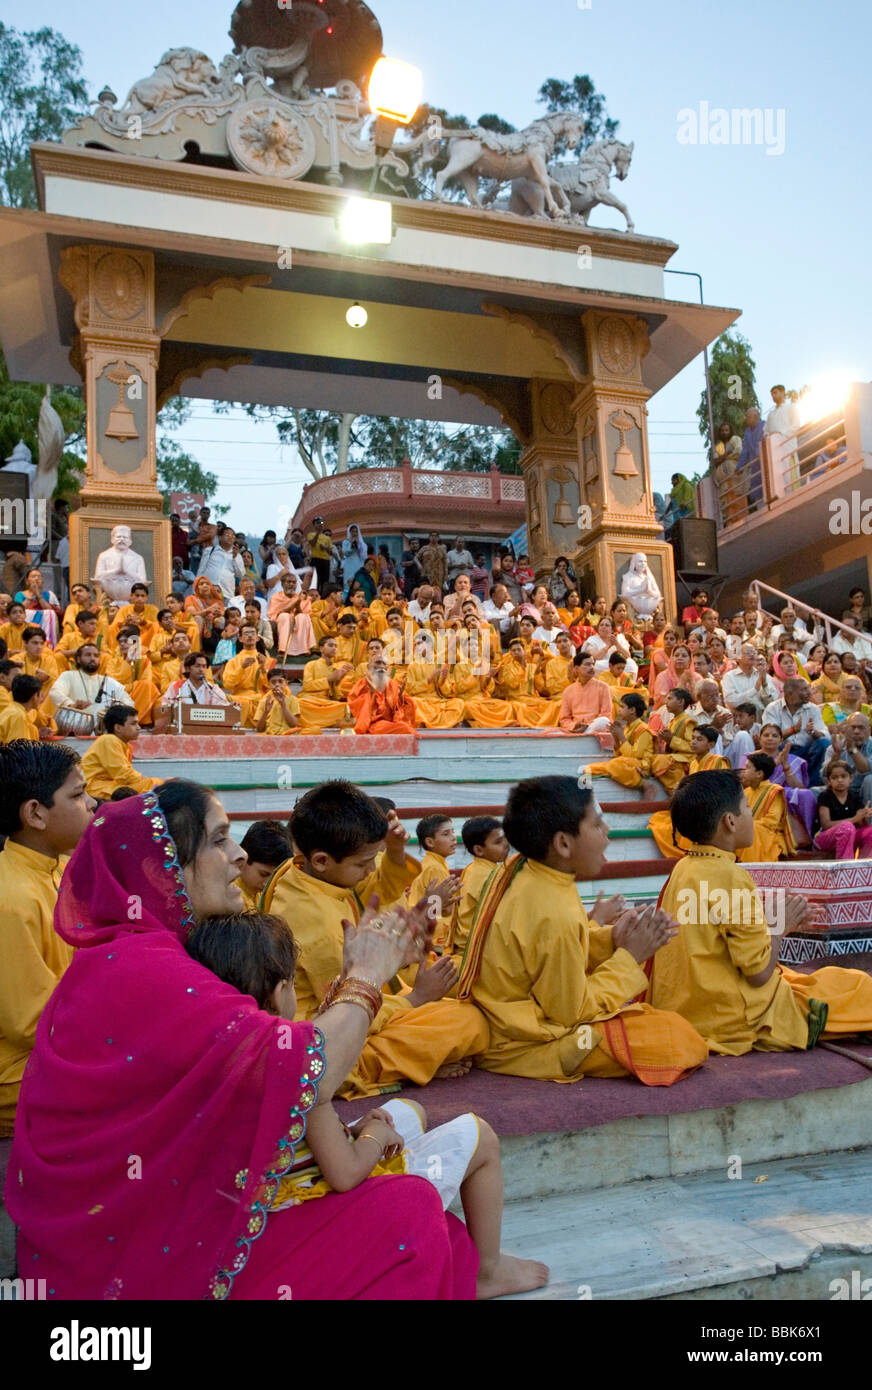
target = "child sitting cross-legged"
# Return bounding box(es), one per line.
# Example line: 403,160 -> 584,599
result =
650,769 -> 872,1051
185,910 -> 549,1300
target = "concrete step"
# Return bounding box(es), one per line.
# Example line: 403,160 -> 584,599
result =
499,1148 -> 872,1301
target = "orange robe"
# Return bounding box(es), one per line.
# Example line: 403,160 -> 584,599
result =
403,661 -> 466,729
104,652 -> 163,725
737,782 -> 796,863
450,660 -> 516,729
348,676 -> 416,735
494,655 -> 559,728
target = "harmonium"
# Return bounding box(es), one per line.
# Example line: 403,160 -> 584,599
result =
171,702 -> 243,735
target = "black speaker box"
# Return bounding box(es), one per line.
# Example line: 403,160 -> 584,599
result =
672,517 -> 718,572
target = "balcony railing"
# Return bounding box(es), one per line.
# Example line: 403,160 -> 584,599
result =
697,383 -> 869,534
292,461 -> 526,531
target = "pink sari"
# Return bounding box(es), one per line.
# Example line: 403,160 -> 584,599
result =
652,657 -> 699,708
6,792 -> 476,1301
268,588 -> 316,657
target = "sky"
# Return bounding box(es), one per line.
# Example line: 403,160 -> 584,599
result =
7,0 -> 871,534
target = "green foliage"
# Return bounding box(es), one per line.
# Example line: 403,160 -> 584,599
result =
537,75 -> 619,150
0,350 -> 86,492
696,331 -> 759,455
0,23 -> 89,207
155,438 -> 227,516
477,113 -> 517,134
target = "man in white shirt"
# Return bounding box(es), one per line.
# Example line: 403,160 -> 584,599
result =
722,644 -> 778,716
763,678 -> 831,783
531,601 -> 569,656
768,606 -> 815,655
406,583 -> 436,626
445,536 -> 474,587
833,617 -> 872,667
160,653 -> 233,709
764,384 -> 801,439
229,576 -> 267,620
197,527 -> 244,601
688,680 -> 732,750
482,582 -> 517,642
49,644 -> 129,720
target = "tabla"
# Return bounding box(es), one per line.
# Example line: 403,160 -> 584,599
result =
56,706 -> 98,737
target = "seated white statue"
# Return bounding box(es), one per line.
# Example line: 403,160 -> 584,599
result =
620,552 -> 663,618
93,524 -> 149,603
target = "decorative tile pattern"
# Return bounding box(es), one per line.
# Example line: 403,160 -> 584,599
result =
133,733 -> 419,760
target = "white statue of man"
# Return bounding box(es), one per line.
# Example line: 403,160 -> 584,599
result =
620,551 -> 662,618
93,524 -> 149,602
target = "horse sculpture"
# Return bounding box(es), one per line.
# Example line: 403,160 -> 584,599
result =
424,112 -> 585,217
503,139 -> 636,230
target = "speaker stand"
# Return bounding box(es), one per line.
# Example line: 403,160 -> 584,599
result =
675,569 -> 730,611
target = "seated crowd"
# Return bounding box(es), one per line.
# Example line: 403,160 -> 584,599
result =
4,748 -> 872,1300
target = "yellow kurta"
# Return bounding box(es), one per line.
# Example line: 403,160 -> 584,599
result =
651,714 -> 697,792
0,622 -> 27,653
262,856 -> 488,1096
222,653 -> 273,728
109,603 -> 159,645
589,718 -> 655,789
105,653 -> 162,725
652,843 -> 872,1051
235,877 -> 262,911
309,599 -> 342,644
536,654 -> 573,702
20,650 -> 60,729
471,858 -> 707,1082
0,840 -> 73,1135
407,849 -> 454,951
80,733 -> 162,800
54,630 -> 110,673
253,691 -> 301,735
493,655 -> 560,728
403,661 -> 465,729
452,660 -> 516,729
737,782 -> 796,862
0,703 -> 39,743
648,754 -> 731,859
298,658 -> 349,731
601,670 -> 646,716
453,855 -> 501,958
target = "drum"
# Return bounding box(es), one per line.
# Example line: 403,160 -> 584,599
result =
55,706 -> 98,737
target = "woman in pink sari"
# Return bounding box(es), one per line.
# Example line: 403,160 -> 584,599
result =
268,572 -> 316,657
6,782 -> 478,1301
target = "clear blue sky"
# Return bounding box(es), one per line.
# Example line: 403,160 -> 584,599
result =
8,0 -> 870,533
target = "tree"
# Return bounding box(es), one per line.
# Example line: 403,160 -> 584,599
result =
0,23 -> 88,208
696,331 -> 759,455
537,75 -> 619,152
155,439 -> 227,516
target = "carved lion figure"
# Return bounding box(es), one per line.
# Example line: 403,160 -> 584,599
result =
121,50 -> 224,114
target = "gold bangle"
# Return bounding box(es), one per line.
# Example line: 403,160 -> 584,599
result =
357,1132 -> 383,1148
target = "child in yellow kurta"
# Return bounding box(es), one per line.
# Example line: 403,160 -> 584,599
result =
20,628 -> 60,730
650,688 -> 697,793
0,675 -> 42,743
458,776 -> 708,1084
452,817 -> 509,960
254,673 -> 301,734
298,637 -> 352,731
108,584 -> 158,652
737,753 -> 796,862
0,602 -> 29,654
0,659 -> 20,708
649,768 -> 872,1052
0,739 -> 94,1134
310,587 -> 343,645
334,616 -> 368,692
164,593 -> 202,652
60,584 -> 96,636
407,815 -> 458,953
221,625 -> 274,727
235,818 -> 294,910
648,727 -> 730,859
54,612 -> 111,672
493,643 -> 558,728
262,782 -> 488,1096
106,628 -> 163,726
80,705 -> 163,800
600,653 -> 645,716
588,693 -> 655,788
149,609 -> 198,671
534,633 -> 575,708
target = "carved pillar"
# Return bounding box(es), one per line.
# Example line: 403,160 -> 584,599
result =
519,379 -> 584,576
571,309 -> 676,618
59,245 -> 170,600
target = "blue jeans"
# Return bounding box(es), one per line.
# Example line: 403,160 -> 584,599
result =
789,737 -> 830,786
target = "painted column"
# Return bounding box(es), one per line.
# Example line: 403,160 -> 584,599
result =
59,245 -> 170,600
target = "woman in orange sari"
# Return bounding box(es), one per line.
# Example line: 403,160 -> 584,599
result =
647,626 -> 678,701
184,578 -> 224,646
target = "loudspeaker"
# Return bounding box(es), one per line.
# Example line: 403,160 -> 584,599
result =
672,517 -> 718,572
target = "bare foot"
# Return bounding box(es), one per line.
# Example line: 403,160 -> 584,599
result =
435,1057 -> 473,1079
639,778 -> 660,800
476,1253 -> 550,1299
